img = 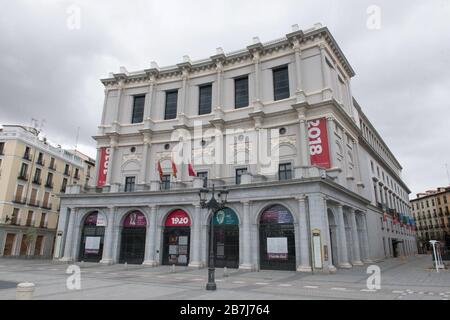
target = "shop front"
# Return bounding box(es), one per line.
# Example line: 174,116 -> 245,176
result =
259,205 -> 296,271
78,211 -> 106,262
119,211 -> 147,264
162,210 -> 191,266
210,207 -> 239,268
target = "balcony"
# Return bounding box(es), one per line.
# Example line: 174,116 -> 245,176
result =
23,153 -> 31,161
64,171 -> 70,177
32,178 -> 42,185
48,163 -> 56,171
12,198 -> 26,205
18,174 -> 28,181
45,181 -> 54,189
36,159 -> 45,166
27,200 -> 40,208
74,173 -> 80,180
41,203 -> 52,210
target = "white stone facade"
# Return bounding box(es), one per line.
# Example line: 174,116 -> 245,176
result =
56,24 -> 417,272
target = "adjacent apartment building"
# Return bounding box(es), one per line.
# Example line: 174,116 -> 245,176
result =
56,24 -> 416,273
0,125 -> 95,258
411,187 -> 450,250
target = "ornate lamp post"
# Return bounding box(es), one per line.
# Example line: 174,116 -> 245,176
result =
199,184 -> 228,291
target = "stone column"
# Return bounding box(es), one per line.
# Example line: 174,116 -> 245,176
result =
361,213 -> 372,263
297,196 -> 311,272
188,203 -> 202,268
239,201 -> 253,270
352,139 -> 364,192
100,207 -> 115,265
350,209 -> 363,265
140,132 -> 152,185
61,208 -> 76,262
105,135 -> 118,186
336,204 -> 352,268
143,205 -> 158,266
114,82 -> 124,124
319,43 -> 332,100
326,116 -> 337,169
293,40 -> 306,103
251,51 -> 263,111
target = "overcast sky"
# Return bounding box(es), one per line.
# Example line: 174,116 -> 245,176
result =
0,0 -> 449,197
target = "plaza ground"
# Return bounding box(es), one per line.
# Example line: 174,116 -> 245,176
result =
0,254 -> 448,300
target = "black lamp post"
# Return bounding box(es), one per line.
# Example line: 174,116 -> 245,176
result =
199,184 -> 228,291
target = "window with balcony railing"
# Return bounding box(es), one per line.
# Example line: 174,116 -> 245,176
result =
18,163 -> 28,181
36,152 -> 44,166
48,158 -> 56,170
23,146 -> 31,160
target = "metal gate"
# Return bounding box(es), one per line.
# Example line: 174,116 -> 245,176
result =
119,227 -> 146,264
78,225 -> 105,262
259,224 -> 296,271
211,226 -> 239,269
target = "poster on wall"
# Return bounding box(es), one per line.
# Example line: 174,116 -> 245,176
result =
169,245 -> 178,255
178,255 -> 187,264
97,147 -> 111,187
267,237 -> 288,260
85,236 -> 101,254
178,236 -> 188,245
307,118 -> 331,169
96,214 -> 106,227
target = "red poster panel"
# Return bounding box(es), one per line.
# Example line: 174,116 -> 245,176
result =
307,118 -> 331,169
97,147 -> 110,187
165,210 -> 191,227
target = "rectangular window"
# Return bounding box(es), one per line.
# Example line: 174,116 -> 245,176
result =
0,142 -> 5,155
11,208 -> 19,225
234,76 -> 249,109
33,168 -> 41,184
198,84 -> 212,115
235,168 -> 247,185
197,171 -> 208,188
273,66 -> 290,101
61,178 -> 67,193
46,172 -> 53,188
161,175 -> 170,190
74,168 -> 80,179
40,213 -> 46,228
26,211 -> 33,226
37,152 -> 44,165
15,185 -> 24,203
24,146 -> 31,160
49,157 -> 56,170
124,176 -> 135,192
164,90 -> 178,120
19,163 -> 28,180
43,192 -> 50,209
30,188 -> 37,206
131,95 -> 145,124
64,164 -> 70,176
278,163 -> 292,181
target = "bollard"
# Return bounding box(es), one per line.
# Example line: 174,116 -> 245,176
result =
172,264 -> 176,273
16,282 -> 35,300
223,267 -> 228,277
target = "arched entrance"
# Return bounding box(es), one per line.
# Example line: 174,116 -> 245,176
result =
79,211 -> 105,262
162,209 -> 191,266
209,207 -> 239,269
259,205 -> 296,271
327,209 -> 338,266
119,211 -> 147,264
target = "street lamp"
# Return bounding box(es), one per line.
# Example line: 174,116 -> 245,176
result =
198,184 -> 228,291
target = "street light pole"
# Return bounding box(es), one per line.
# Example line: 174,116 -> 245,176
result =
199,184 -> 228,291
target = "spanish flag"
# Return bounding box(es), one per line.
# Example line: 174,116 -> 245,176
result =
157,160 -> 164,181
171,159 -> 177,178
188,163 -> 197,177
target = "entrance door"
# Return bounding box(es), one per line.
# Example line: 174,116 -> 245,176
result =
259,205 -> 296,271
3,234 -> 16,256
19,235 -> 28,256
78,212 -> 105,262
163,210 -> 191,266
210,208 -> 240,268
34,235 -> 43,256
392,239 -> 398,258
119,211 -> 147,264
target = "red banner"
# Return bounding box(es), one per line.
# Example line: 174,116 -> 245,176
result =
307,118 -> 331,169
165,210 -> 191,227
97,147 -> 110,187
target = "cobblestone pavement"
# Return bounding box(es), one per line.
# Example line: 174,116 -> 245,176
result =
0,254 -> 448,300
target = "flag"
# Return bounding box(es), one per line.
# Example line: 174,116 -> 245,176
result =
171,159 -> 177,178
157,160 -> 163,181
188,163 -> 197,177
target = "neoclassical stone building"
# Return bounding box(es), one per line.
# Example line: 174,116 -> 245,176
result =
56,24 -> 417,272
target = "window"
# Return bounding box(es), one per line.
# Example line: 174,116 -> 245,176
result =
26,211 -> 33,226
33,168 -> 41,184
74,168 -> 80,179
61,178 -> 67,193
235,168 -> 247,185
11,208 -> 19,225
273,66 -> 290,101
161,175 -> 170,190
43,192 -> 50,209
234,76 -> 249,109
23,146 -> 31,160
164,90 -> 178,120
64,164 -> 70,176
40,212 -> 46,228
19,163 -> 28,180
131,95 -> 145,123
46,172 -> 53,188
15,185 -> 24,203
124,176 -> 135,192
87,165 -> 91,177
49,157 -> 56,170
197,171 -> 208,188
37,152 -> 44,165
198,84 -> 212,115
278,163 -> 292,181
0,142 -> 4,155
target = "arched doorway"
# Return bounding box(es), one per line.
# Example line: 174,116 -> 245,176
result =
259,204 -> 296,271
209,207 -> 239,269
327,209 -> 338,266
162,209 -> 191,266
79,211 -> 105,262
119,211 -> 147,264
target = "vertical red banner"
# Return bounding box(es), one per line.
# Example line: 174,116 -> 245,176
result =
307,117 -> 331,169
96,147 -> 110,187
